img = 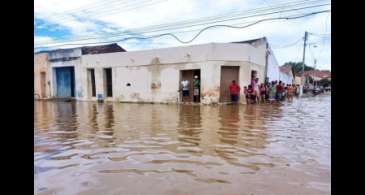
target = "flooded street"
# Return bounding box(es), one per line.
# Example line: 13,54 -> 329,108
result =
34,96 -> 330,195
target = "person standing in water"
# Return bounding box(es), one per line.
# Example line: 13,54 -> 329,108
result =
259,84 -> 267,103
193,75 -> 200,102
247,84 -> 257,104
243,86 -> 249,104
229,80 -> 240,103
287,84 -> 295,102
268,81 -> 276,104
181,79 -> 190,98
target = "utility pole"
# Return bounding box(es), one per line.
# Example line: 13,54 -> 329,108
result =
300,31 -> 308,96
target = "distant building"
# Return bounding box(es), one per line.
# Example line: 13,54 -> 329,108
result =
34,38 -> 281,104
279,64 -> 293,84
303,70 -> 331,81
294,76 -> 302,85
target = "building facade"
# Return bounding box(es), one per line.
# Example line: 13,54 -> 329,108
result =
45,44 -> 125,99
34,52 -> 51,99
36,38 -> 280,104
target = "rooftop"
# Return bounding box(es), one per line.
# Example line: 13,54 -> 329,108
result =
35,43 -> 126,55
303,70 -> 331,78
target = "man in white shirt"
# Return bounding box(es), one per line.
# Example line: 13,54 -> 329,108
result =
181,80 -> 190,97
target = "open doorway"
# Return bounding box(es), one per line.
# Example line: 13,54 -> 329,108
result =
180,69 -> 200,103
103,68 -> 113,97
87,68 -> 96,97
220,66 -> 239,102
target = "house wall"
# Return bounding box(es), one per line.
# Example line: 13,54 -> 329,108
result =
279,72 -> 293,84
34,53 -> 51,98
76,43 -> 267,104
266,47 -> 280,82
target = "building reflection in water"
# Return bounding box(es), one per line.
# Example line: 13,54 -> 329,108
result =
214,104 -> 271,171
95,103 -> 115,147
177,105 -> 203,151
52,102 -> 79,141
217,105 -> 240,146
88,103 -> 99,134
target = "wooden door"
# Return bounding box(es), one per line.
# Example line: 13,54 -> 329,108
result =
220,66 -> 239,102
40,72 -> 46,98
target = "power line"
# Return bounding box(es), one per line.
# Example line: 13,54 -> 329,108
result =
37,0 -> 321,24
35,2 -> 330,45
36,0 -> 329,43
35,0 -> 329,42
35,10 -> 330,49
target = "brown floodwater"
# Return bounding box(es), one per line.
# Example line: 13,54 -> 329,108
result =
34,95 -> 330,195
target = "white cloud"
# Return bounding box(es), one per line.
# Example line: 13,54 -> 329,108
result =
34,36 -> 53,43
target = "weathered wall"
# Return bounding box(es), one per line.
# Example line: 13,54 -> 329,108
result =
75,42 -> 268,104
34,53 -> 51,98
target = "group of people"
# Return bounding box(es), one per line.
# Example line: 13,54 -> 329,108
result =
229,78 -> 301,104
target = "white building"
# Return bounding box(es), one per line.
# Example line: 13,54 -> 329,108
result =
279,65 -> 294,84
41,38 -> 280,104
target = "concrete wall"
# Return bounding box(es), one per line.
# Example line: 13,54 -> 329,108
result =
34,53 -> 51,98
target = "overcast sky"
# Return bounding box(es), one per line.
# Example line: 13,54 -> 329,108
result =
34,0 -> 331,70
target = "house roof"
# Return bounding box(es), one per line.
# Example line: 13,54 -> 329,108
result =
35,43 -> 126,55
279,64 -> 293,75
231,37 -> 266,45
303,70 -> 331,78
81,43 -> 126,55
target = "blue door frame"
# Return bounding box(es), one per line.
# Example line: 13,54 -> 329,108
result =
54,67 -> 75,97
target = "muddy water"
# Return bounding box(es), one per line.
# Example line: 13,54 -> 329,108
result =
34,96 -> 330,195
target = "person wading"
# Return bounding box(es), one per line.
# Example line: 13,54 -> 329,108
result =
247,84 -> 257,104
287,84 -> 295,102
193,75 -> 200,102
229,80 -> 240,104
243,86 -> 249,104
259,84 -> 267,103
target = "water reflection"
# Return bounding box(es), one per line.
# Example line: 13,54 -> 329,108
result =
34,96 -> 331,195
217,105 -> 240,146
178,105 -> 202,148
88,103 -> 98,133
52,102 -> 79,140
